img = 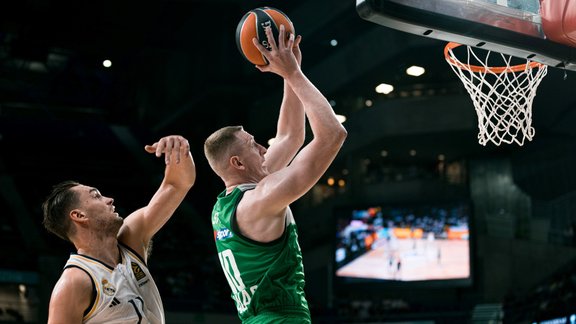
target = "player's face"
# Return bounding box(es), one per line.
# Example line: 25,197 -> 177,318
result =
73,185 -> 123,233
235,130 -> 268,179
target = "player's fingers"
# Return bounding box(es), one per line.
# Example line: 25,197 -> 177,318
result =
155,138 -> 165,158
294,34 -> 302,47
254,64 -> 267,72
264,26 -> 277,50
182,138 -> 191,156
144,144 -> 156,153
252,38 -> 272,66
164,137 -> 175,164
172,138 -> 182,164
285,32 -> 295,50
253,37 -> 268,55
277,24 -> 286,49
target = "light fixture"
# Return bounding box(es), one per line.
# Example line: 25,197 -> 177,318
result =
335,114 -> 347,124
365,99 -> 373,107
268,138 -> 275,146
102,59 -> 112,68
327,177 -> 335,186
406,65 -> 425,76
330,39 -> 338,47
375,83 -> 394,94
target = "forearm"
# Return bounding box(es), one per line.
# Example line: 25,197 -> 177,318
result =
285,71 -> 346,141
276,80 -> 305,141
121,153 -> 195,249
276,31 -> 304,144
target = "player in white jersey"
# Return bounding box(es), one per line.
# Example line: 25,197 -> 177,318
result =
41,135 -> 196,324
64,244 -> 163,323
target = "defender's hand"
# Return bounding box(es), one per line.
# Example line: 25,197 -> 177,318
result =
145,135 -> 190,164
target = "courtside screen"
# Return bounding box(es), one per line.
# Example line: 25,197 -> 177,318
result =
334,201 -> 473,289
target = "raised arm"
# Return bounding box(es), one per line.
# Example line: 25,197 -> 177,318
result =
237,27 -> 346,240
257,58 -> 347,212
118,135 -> 196,261
262,32 -> 305,173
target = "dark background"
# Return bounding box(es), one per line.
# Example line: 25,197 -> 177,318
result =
1,0 -> 575,323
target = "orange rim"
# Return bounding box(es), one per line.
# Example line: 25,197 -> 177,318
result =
444,42 -> 544,73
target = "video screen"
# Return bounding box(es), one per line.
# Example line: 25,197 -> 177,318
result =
335,202 -> 471,283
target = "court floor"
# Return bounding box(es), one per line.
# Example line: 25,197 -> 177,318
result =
336,238 -> 470,281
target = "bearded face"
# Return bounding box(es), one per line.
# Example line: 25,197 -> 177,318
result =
72,185 -> 124,235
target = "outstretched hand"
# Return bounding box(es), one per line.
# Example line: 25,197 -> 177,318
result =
144,135 -> 190,164
253,24 -> 301,77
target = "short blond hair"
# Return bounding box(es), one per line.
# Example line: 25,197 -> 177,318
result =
204,126 -> 243,174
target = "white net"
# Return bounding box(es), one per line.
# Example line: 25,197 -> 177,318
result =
444,42 -> 548,146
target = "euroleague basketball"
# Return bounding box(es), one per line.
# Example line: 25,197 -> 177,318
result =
235,7 -> 295,66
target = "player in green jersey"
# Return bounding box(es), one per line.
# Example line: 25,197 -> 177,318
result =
204,24 -> 347,323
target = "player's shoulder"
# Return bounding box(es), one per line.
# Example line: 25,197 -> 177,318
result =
57,266 -> 94,291
48,265 -> 93,322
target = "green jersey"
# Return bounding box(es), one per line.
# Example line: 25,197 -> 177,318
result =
211,183 -> 311,323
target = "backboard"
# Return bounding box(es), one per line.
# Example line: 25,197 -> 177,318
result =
356,0 -> 576,71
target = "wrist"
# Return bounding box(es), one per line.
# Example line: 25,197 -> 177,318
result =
284,68 -> 304,84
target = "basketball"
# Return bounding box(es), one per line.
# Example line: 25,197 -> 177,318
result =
235,7 -> 295,66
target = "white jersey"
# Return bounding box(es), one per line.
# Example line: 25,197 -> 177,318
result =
64,244 -> 164,324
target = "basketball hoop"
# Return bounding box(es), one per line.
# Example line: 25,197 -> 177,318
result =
444,42 -> 548,146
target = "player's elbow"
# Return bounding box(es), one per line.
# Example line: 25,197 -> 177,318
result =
333,124 -> 348,145
316,125 -> 347,153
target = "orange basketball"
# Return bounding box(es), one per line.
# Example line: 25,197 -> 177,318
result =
235,7 -> 295,66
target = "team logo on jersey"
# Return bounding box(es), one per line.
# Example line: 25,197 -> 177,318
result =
212,212 -> 219,225
109,297 -> 121,307
101,279 -> 116,296
215,228 -> 233,241
131,262 -> 147,281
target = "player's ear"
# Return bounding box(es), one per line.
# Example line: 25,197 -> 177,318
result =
70,209 -> 86,222
230,156 -> 245,170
